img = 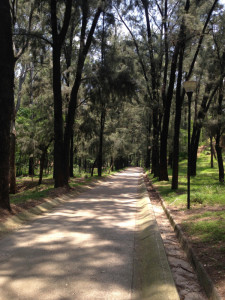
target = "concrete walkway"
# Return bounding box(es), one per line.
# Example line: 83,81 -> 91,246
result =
0,168 -> 179,300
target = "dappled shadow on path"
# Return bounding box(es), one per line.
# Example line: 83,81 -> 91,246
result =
0,168 -> 141,300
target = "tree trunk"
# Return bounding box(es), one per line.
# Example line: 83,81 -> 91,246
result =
210,135 -> 214,168
50,0 -> 72,188
52,45 -> 65,187
159,38 -> 181,181
172,47 -> 185,189
91,159 -> 97,177
190,126 -> 201,176
159,1 -> 190,181
98,110 -> 105,177
215,142 -> 224,183
39,148 -> 47,185
151,109 -> 160,177
215,86 -> 224,182
109,157 -> 114,173
63,5 -> 102,184
29,156 -> 34,176
0,0 -> 14,210
69,132 -> 74,177
145,115 -> 152,169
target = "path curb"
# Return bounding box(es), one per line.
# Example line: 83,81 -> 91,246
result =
135,176 -> 180,300
0,193 -> 72,237
144,173 -> 222,300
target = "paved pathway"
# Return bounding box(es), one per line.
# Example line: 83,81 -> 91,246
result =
0,168 -> 178,300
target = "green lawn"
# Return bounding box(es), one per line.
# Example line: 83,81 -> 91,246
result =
147,153 -> 225,245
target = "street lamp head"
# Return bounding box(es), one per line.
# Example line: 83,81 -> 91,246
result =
183,81 -> 197,93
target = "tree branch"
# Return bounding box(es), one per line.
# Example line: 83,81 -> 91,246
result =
186,0 -> 219,80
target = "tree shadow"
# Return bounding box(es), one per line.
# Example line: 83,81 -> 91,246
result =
0,168 -> 140,299
0,168 -> 177,299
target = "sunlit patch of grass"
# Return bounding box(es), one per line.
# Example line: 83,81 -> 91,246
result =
10,188 -> 53,205
147,154 -> 225,207
188,210 -> 225,220
147,154 -> 225,248
183,217 -> 225,243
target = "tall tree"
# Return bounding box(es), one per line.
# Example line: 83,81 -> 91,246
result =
0,0 -> 14,210
50,0 -> 73,187
171,0 -> 219,187
50,0 -> 105,187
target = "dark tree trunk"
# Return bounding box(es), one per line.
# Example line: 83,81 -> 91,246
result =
52,45 -> 65,187
63,5 -> 102,184
98,110 -> 105,177
50,0 -> 72,187
215,142 -> 224,183
172,47 -> 185,189
91,159 -> 97,177
109,157 -> 114,173
145,115 -> 152,169
190,127 -> 201,176
215,88 -> 224,182
69,132 -> 74,177
0,0 -> 14,210
29,156 -> 34,176
159,46 -> 180,180
159,2 -> 190,181
159,23 -> 187,181
39,148 -> 47,185
151,109 -> 160,177
210,135 -> 214,168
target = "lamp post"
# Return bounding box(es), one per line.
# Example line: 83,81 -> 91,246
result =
183,81 -> 197,209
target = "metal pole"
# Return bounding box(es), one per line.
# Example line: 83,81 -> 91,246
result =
187,91 -> 192,209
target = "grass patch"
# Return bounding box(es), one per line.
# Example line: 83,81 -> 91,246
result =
10,167 -> 122,205
10,187 -> 53,205
147,154 -> 225,207
183,217 -> 225,243
147,153 -> 225,246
